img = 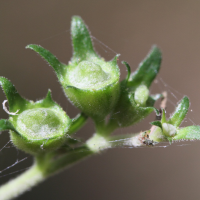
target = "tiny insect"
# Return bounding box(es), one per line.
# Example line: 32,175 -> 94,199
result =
141,131 -> 155,146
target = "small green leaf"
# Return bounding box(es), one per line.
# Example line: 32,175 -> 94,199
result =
128,46 -> 162,89
0,77 -> 28,113
168,96 -> 189,127
173,126 -> 200,140
26,44 -> 65,82
71,16 -> 98,62
150,121 -> 162,129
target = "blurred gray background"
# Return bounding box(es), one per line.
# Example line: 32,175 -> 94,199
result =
1,0 -> 200,199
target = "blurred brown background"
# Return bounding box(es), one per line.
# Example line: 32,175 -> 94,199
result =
1,0 -> 200,199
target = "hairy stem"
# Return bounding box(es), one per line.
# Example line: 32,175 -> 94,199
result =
0,164 -> 44,200
0,133 -> 145,200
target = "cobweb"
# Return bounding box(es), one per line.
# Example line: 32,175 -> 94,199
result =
0,29 -> 198,184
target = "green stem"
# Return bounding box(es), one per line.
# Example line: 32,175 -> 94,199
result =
0,164 -> 45,200
0,132 -> 144,200
44,146 -> 93,175
0,146 -> 93,200
68,113 -> 88,135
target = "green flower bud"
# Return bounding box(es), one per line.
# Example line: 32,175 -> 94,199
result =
149,126 -> 166,142
107,47 -> 162,129
26,16 -> 120,120
150,96 -> 191,141
134,85 -> 149,106
162,123 -> 176,137
0,77 -> 71,155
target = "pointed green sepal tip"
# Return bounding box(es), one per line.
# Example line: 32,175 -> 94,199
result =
161,109 -> 167,124
39,89 -> 56,107
109,54 -> 120,66
173,126 -> 200,140
0,77 -> 28,113
122,61 -> 131,82
71,16 -> 97,62
150,121 -> 162,129
168,96 -> 189,127
128,46 -> 162,89
26,44 -> 65,82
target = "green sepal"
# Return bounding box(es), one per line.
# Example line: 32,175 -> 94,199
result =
168,96 -> 189,127
128,46 -> 162,89
161,109 -> 167,124
108,54 -> 120,68
0,77 -> 29,113
0,119 -> 18,133
150,121 -> 162,129
173,126 -> 200,140
26,44 -> 65,83
38,89 -> 57,107
68,112 -> 88,135
122,61 -> 131,83
71,16 -> 98,63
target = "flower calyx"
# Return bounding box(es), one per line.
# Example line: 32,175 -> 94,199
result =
0,77 -> 71,155
26,16 -> 120,121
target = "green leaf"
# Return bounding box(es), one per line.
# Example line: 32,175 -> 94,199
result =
0,77 -> 28,113
71,16 -> 98,62
168,96 -> 189,127
173,126 -> 200,140
150,121 -> 162,129
68,113 -> 88,135
26,44 -> 65,82
128,46 -> 162,89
